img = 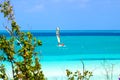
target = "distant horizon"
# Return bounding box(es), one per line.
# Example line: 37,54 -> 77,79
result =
1,29 -> 120,36
1,29 -> 120,31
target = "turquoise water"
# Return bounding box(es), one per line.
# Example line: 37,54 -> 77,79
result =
35,31 -> 120,61
36,30 -> 120,80
1,30 -> 120,80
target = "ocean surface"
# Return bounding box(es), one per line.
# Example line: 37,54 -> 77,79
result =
0,30 -> 120,80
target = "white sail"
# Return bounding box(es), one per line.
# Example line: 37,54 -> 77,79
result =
56,27 -> 60,44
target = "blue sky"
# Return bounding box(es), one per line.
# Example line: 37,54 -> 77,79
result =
1,0 -> 120,30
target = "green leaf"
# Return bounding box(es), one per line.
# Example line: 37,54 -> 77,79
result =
38,40 -> 42,46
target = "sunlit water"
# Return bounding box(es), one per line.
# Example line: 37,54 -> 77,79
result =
1,30 -> 120,80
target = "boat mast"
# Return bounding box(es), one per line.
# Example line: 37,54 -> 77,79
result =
56,27 -> 60,44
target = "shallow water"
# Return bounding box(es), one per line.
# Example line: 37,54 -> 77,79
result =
38,35 -> 120,60
1,30 -> 120,80
36,30 -> 120,80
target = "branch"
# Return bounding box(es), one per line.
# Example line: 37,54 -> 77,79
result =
3,24 -> 22,47
81,60 -> 85,77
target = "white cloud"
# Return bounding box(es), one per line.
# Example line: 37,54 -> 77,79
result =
35,5 -> 44,10
13,0 -> 90,13
12,0 -> 45,13
50,0 -> 90,8
51,0 -> 61,3
28,4 -> 44,13
79,0 -> 90,8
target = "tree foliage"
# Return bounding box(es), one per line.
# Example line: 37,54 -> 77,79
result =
0,0 -> 45,80
66,61 -> 93,80
66,69 -> 92,80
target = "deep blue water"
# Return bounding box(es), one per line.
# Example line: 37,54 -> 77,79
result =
1,30 -> 120,36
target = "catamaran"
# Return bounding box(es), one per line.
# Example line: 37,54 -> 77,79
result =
56,27 -> 64,47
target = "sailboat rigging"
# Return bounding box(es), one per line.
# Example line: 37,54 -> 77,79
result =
56,27 -> 64,47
